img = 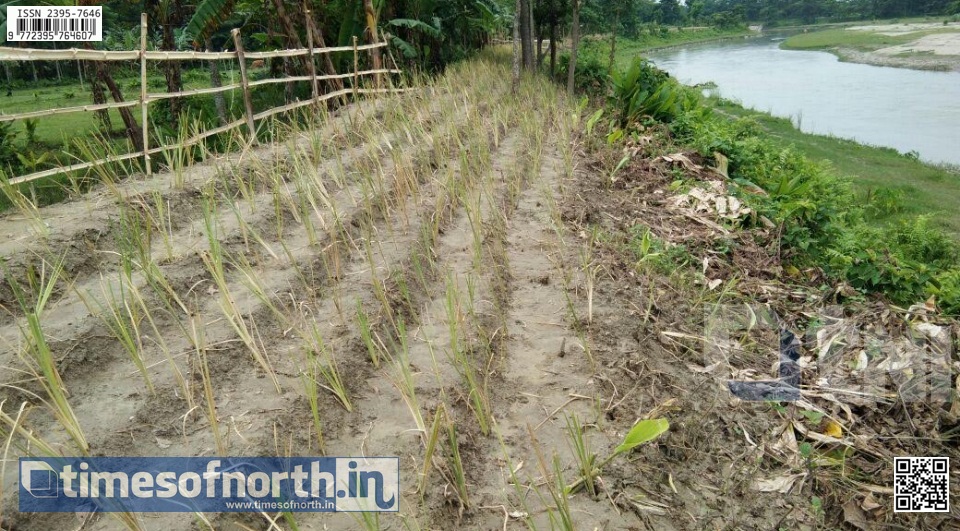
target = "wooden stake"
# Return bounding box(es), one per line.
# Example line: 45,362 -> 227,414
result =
352,36 -> 359,101
140,13 -> 151,176
303,4 -> 319,105
232,28 -> 257,145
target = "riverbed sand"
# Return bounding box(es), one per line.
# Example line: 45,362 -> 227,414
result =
848,21 -> 960,36
836,23 -> 960,71
875,32 -> 960,56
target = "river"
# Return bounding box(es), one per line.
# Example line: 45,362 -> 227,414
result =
645,36 -> 960,166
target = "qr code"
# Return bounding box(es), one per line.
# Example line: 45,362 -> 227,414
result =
894,457 -> 950,512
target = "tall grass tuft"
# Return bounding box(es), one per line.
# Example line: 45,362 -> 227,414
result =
5,257 -> 88,452
200,196 -> 281,393
303,324 -> 352,412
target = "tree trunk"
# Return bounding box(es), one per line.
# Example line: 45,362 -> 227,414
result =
608,3 -> 620,74
519,0 -> 531,70
536,23 -> 545,68
567,0 -> 580,95
527,0 -> 536,68
271,0 -> 308,84
53,43 -> 62,82
160,0 -> 185,129
97,62 -> 143,151
85,61 -> 112,132
362,0 -> 383,84
205,37 -> 228,126
3,62 -> 12,96
304,4 -> 344,92
549,21 -> 557,77
512,0 -> 521,93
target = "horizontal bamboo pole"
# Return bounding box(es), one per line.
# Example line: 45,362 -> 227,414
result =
0,41 -> 389,62
145,50 -> 236,60
250,86 -> 410,122
146,117 -> 247,155
243,42 -> 387,60
7,152 -> 142,185
0,69 -> 398,123
0,100 -> 140,122
0,48 -> 139,61
147,82 -> 243,101
247,69 -> 401,89
5,82 -> 413,186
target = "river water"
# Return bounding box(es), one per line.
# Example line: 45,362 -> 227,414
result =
645,36 -> 960,166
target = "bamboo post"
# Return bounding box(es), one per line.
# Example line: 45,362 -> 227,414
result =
352,36 -> 359,100
232,28 -> 257,145
140,13 -> 151,176
303,5 -> 319,105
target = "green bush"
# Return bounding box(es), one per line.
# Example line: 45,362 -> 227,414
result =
637,83 -> 959,307
931,269 -> 960,315
556,40 -> 610,94
610,58 -> 695,125
0,121 -> 21,172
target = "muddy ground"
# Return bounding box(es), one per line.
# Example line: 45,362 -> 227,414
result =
1,53 -> 958,530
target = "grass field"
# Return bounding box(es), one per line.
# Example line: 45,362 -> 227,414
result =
1,72 -> 219,145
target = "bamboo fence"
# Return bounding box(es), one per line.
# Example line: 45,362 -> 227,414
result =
0,13 -> 406,186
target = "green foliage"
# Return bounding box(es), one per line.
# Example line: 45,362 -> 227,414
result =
388,17 -> 443,39
22,118 -> 39,146
673,106 -> 960,305
930,269 -> 960,315
610,57 -> 694,124
184,0 -> 236,44
0,121 -> 19,171
628,225 -> 692,273
865,187 -> 905,217
556,48 -> 609,94
614,418 -> 669,455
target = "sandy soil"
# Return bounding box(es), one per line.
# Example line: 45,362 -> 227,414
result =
848,22 -> 960,36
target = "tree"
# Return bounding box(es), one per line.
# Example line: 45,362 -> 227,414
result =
567,0 -> 580,95
148,0 -> 187,129
519,0 -> 534,69
657,0 -> 683,25
513,0 -> 521,91
362,0 -> 384,81
185,0 -> 237,126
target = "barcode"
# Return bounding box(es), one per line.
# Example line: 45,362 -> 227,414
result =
15,18 -> 98,34
894,457 -> 950,512
6,6 -> 102,42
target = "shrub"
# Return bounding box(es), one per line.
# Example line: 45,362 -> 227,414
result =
610,58 -> 692,125
598,58 -> 960,309
556,41 -> 610,95
930,269 -> 960,315
0,121 -> 20,171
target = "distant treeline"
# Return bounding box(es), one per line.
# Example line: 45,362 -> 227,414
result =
574,0 -> 959,33
689,0 -> 960,25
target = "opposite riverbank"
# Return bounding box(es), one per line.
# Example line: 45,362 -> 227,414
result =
782,20 -> 960,71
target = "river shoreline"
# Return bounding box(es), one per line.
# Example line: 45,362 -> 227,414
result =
638,38 -> 960,234
782,22 -> 960,72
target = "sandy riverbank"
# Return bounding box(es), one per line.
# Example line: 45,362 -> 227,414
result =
838,22 -> 960,71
